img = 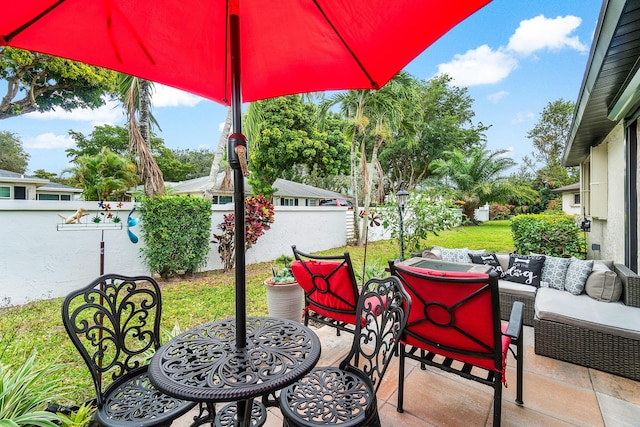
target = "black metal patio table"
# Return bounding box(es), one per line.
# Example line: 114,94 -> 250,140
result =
148,316 -> 321,427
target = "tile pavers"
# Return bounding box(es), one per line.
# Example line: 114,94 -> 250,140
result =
173,324 -> 640,426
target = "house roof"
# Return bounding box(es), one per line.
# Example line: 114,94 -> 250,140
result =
563,0 -> 640,167
551,182 -> 580,193
38,182 -> 83,193
0,168 -> 48,185
169,174 -> 348,200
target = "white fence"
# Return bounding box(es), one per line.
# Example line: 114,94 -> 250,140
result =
0,201 -> 348,305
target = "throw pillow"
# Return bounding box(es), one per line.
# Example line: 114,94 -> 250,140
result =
503,254 -> 545,287
440,247 -> 471,264
468,252 -> 505,277
540,256 -> 571,291
585,269 -> 623,302
564,258 -> 594,295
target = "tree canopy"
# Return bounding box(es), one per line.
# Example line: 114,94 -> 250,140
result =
246,95 -> 350,196
66,124 -> 196,182
430,146 -> 536,222
0,131 -> 29,173
0,47 -> 115,119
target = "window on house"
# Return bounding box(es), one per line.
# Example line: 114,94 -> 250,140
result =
38,194 -> 60,201
573,193 -> 580,205
212,196 -> 232,204
0,186 -> 9,198
13,186 -> 26,200
61,195 -> 71,201
281,198 -> 295,206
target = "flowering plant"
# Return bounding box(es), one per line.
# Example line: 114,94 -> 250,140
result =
212,195 -> 275,271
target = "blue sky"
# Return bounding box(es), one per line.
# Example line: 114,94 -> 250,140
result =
0,0 -> 602,176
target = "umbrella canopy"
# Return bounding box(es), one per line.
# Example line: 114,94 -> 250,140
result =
1,1 -> 489,104
0,0 -> 490,351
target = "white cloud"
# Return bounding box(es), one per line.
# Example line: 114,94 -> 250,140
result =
437,45 -> 518,86
218,121 -> 226,133
499,147 -> 515,158
153,85 -> 202,107
488,90 -> 509,104
23,132 -> 75,150
26,99 -> 122,125
511,112 -> 535,124
507,15 -> 588,56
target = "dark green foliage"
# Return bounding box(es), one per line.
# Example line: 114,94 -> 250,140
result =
510,213 -> 583,258
0,131 -> 29,173
140,196 -> 212,278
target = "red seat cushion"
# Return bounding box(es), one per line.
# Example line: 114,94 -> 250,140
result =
291,260 -> 358,324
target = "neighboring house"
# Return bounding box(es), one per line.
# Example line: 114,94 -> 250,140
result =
562,0 -> 638,272
551,183 -> 581,216
169,173 -> 350,207
0,169 -> 82,201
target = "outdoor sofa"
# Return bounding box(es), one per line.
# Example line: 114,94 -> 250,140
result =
413,246 -> 640,381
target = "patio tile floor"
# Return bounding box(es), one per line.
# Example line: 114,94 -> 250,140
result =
174,325 -> 640,426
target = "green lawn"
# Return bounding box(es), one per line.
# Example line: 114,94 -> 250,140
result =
0,220 -> 513,405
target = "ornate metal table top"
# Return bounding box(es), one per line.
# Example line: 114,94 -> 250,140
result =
148,317 -> 321,402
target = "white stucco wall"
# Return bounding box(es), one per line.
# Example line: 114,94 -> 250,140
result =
587,124 -> 625,262
561,192 -> 581,216
0,201 -> 347,305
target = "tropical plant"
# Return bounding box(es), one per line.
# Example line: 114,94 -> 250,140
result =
117,74 -> 165,197
430,146 -> 536,223
212,195 -> 275,271
0,353 -> 68,427
66,147 -> 138,201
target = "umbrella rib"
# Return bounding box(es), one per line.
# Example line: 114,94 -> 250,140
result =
311,0 -> 379,89
3,0 -> 66,43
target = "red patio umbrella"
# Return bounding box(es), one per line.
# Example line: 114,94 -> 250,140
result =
0,0 -> 491,350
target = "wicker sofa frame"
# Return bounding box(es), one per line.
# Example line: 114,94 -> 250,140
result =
412,251 -> 640,381
534,264 -> 640,381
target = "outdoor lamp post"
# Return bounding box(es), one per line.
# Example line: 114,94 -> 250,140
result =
397,184 -> 409,260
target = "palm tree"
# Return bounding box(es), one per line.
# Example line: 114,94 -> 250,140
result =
430,147 -> 536,222
321,71 -> 413,244
117,74 -> 165,196
68,147 -> 138,201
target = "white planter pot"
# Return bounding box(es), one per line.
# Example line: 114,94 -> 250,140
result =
264,280 -> 304,323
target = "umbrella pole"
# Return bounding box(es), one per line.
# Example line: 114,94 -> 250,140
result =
229,13 -> 247,350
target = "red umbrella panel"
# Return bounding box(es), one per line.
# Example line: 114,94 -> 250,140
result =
0,0 -> 491,348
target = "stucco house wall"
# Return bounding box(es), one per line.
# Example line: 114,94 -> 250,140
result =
586,124 -> 626,261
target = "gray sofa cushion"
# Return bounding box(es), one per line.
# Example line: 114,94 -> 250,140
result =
585,263 -> 623,302
540,255 -> 571,290
535,288 -> 640,340
498,279 -> 537,297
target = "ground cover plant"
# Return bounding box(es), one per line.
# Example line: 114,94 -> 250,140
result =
0,220 -> 513,406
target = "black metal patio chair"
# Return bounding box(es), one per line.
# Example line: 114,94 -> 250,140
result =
389,261 -> 524,427
62,274 -> 198,427
290,245 -> 360,336
278,276 -> 410,427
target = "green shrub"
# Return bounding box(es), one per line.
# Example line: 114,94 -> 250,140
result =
510,213 -> 583,258
140,196 -> 212,278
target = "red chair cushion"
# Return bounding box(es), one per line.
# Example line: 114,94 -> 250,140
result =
398,266 -> 504,372
291,260 -> 358,324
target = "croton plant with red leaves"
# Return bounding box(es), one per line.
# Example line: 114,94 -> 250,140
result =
212,195 -> 275,271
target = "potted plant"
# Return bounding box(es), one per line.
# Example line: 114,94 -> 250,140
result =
264,254 -> 304,322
